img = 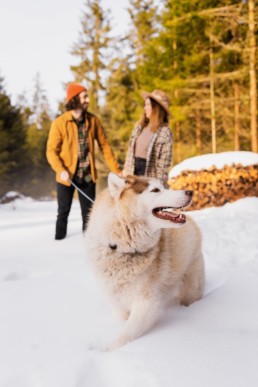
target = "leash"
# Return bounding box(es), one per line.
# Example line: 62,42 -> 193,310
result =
68,179 -> 94,204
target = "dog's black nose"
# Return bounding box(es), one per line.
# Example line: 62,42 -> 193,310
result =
109,244 -> 117,250
185,190 -> 193,197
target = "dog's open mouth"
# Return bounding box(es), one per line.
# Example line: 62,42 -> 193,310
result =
152,207 -> 186,224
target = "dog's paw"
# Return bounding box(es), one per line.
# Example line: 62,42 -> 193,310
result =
105,343 -> 119,352
105,336 -> 129,351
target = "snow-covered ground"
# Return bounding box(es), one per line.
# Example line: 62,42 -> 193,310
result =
169,151 -> 258,177
0,152 -> 258,387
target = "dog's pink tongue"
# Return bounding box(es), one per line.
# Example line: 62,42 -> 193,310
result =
167,212 -> 186,223
157,210 -> 177,220
154,209 -> 186,223
160,210 -> 179,220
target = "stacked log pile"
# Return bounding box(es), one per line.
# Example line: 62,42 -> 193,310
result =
168,163 -> 258,210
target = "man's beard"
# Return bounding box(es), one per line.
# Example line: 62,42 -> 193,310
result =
78,102 -> 88,112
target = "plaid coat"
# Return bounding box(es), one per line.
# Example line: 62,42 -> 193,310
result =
124,124 -> 173,185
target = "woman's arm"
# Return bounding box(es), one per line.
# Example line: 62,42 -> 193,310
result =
155,128 -> 173,186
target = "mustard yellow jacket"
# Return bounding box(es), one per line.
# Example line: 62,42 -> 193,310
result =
46,111 -> 120,186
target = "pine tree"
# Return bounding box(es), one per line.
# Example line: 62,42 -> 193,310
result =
100,0 -> 161,165
26,73 -> 52,169
0,76 -> 28,193
70,0 -> 112,112
104,57 -> 139,163
126,0 -> 159,90
30,72 -> 52,129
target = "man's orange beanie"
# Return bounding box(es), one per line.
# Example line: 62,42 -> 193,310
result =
66,83 -> 87,102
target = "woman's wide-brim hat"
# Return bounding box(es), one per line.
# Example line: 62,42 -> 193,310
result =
141,89 -> 170,115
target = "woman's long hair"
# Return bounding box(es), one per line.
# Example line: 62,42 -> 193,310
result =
138,98 -> 169,132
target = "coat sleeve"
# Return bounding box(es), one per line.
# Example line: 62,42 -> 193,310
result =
46,120 -> 65,173
156,128 -> 173,186
95,117 -> 121,174
123,124 -> 139,175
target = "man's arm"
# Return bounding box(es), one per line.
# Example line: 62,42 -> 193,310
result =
46,121 -> 66,173
95,117 -> 121,174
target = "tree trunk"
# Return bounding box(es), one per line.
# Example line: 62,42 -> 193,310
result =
196,110 -> 202,153
248,0 -> 257,152
173,86 -> 181,163
173,40 -> 178,69
234,82 -> 240,151
175,122 -> 181,163
209,45 -> 216,153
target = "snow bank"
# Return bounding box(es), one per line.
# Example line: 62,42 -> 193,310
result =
169,151 -> 258,178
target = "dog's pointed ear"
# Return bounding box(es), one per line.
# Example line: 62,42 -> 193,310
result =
108,173 -> 126,199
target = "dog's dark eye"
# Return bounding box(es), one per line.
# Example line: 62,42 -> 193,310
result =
151,188 -> 160,193
109,244 -> 117,250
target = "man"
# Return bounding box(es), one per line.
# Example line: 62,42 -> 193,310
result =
46,83 -> 121,240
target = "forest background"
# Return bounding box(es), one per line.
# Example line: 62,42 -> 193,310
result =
0,0 -> 257,198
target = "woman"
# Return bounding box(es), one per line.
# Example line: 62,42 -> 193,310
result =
123,89 -> 173,186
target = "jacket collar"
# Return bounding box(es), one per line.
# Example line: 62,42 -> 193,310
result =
63,110 -> 89,122
62,111 -> 74,122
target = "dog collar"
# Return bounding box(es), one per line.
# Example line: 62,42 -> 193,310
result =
108,243 -> 154,256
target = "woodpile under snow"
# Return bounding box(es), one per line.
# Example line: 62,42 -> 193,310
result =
168,163 -> 258,210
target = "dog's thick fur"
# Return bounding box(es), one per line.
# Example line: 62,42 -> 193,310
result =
85,173 -> 204,350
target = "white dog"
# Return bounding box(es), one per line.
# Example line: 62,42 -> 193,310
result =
85,173 -> 204,350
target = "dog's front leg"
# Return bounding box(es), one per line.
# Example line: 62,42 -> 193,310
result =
111,306 -> 130,321
107,298 -> 162,351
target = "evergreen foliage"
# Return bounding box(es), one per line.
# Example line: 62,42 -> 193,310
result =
70,0 -> 113,112
0,74 -> 54,197
104,59 -> 139,163
0,77 -> 28,179
120,0 -> 257,163
26,73 -> 52,169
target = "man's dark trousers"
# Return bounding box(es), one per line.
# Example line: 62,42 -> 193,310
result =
55,180 -> 96,240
